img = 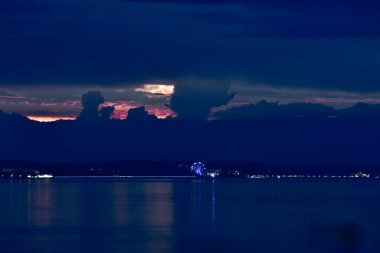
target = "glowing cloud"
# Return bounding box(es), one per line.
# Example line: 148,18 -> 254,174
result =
27,116 -> 76,122
101,101 -> 136,119
145,107 -> 174,119
135,84 -> 174,96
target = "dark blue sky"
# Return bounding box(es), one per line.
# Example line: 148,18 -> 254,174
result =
1,0 -> 380,120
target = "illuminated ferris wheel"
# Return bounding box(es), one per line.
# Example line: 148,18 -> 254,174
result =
191,162 -> 206,176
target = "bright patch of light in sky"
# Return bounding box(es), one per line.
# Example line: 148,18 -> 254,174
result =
27,116 -> 76,122
135,84 -> 174,96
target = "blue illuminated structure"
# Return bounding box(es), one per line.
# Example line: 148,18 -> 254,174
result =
191,162 -> 206,176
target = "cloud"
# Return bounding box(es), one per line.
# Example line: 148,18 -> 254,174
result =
0,109 -> 29,123
135,84 -> 174,96
213,100 -> 337,119
126,106 -> 158,120
99,106 -> 115,120
77,91 -> 105,121
81,91 -> 104,109
0,85 -> 175,120
26,115 -> 75,122
213,100 -> 380,119
168,78 -> 235,120
0,0 -> 379,93
225,84 -> 380,109
2,100 -> 380,163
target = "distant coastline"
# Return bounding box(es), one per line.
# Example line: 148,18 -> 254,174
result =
1,160 -> 379,179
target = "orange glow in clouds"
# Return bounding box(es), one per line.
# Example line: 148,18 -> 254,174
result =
27,116 -> 76,122
145,107 -> 173,119
26,84 -> 175,121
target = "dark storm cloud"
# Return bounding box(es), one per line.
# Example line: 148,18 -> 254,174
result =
99,106 -> 115,120
81,91 -> 104,111
168,79 -> 235,120
77,91 -> 105,121
0,0 -> 379,92
213,101 -> 337,119
126,106 -> 157,121
213,101 -> 380,119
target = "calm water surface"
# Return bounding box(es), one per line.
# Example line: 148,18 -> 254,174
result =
1,178 -> 379,253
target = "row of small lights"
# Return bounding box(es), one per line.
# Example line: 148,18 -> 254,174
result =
1,174 -> 53,179
247,172 -> 371,179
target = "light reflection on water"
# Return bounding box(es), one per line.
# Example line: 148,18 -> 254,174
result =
0,178 -> 379,253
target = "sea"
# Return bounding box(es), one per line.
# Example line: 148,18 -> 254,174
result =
0,177 -> 379,253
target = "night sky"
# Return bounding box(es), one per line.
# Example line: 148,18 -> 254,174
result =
1,0 -> 380,121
